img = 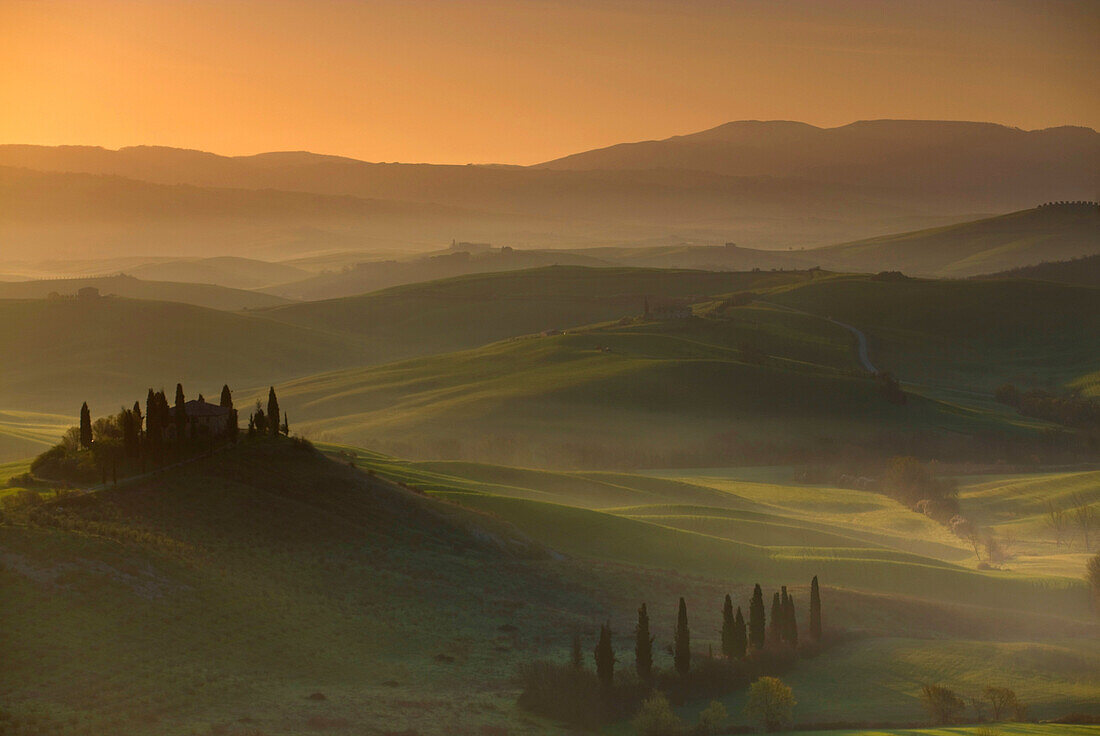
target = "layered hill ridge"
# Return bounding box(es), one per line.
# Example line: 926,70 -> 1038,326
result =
4,119 -> 1096,257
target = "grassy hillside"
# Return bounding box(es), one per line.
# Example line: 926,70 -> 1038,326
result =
981,253 -> 1100,287
0,273 -> 290,311
0,298 -> 358,416
3,439 -> 1097,734
768,275 -> 1100,395
125,256 -> 310,290
259,266 -> 817,359
811,205 -> 1100,277
273,294 -> 1054,466
263,247 -> 614,300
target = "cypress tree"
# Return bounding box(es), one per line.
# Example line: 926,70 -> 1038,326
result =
749,584 -> 766,650
733,606 -> 748,658
721,594 -> 736,659
132,401 -> 143,440
809,575 -> 822,641
593,623 -> 615,688
769,592 -> 782,643
786,595 -> 798,648
267,387 -> 280,437
220,384 -> 233,409
79,402 -> 92,449
281,412 -> 289,436
635,603 -> 654,683
674,597 -> 691,676
121,408 -> 137,458
571,634 -> 583,670
174,383 -> 187,443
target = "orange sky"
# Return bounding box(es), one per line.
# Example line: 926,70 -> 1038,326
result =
2,0 -> 1097,164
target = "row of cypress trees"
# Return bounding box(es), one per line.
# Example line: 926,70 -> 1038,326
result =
590,577 -> 823,687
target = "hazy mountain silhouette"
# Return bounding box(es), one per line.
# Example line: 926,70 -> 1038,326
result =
2,120 -> 1096,258
539,120 -> 1099,207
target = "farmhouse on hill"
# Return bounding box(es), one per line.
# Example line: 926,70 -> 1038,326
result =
171,397 -> 233,438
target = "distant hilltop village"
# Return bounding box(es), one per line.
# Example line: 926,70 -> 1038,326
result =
1037,200 -> 1099,208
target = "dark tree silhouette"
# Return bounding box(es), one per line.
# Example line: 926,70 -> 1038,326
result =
674,597 -> 690,676
785,595 -> 798,648
267,387 -> 280,437
721,594 -> 736,659
594,623 -> 615,688
733,606 -> 748,659
769,591 -> 783,643
132,401 -> 143,440
174,383 -> 187,441
281,411 -> 289,436
749,584 -> 766,650
79,402 -> 92,449
809,575 -> 822,641
635,603 -> 654,683
220,384 -> 233,409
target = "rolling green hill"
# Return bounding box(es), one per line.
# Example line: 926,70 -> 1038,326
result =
767,275 -> 1100,394
810,204 -> 1100,277
259,265 -> 817,361
0,297 -> 358,417
274,301 -> 1052,467
0,273 -> 290,311
981,253 -> 1100,287
2,438 -> 1097,735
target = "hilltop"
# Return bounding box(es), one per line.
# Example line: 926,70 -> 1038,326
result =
980,253 -> 1100,287
0,273 -> 290,311
273,276 -> 1090,467
809,203 -> 1100,277
539,120 -> 1098,206
258,265 -> 815,358
0,297 -> 358,417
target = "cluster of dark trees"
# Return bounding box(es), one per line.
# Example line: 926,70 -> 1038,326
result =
519,578 -> 823,729
33,384 -> 288,485
995,384 -> 1100,432
876,372 -> 907,405
921,684 -> 1028,725
247,386 -> 288,437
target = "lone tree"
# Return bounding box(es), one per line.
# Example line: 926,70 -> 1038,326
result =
635,603 -> 654,684
267,387 -> 281,437
983,686 -> 1020,722
749,584 -> 766,650
721,594 -> 736,659
674,597 -> 691,676
79,402 -> 92,449
745,676 -> 796,732
809,575 -> 822,641
220,384 -> 233,409
593,623 -> 615,688
570,634 -> 583,670
920,684 -> 965,725
1088,553 -> 1100,613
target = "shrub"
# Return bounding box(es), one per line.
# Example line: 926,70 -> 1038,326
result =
744,676 -> 795,732
632,693 -> 684,736
696,700 -> 728,735
920,684 -> 965,725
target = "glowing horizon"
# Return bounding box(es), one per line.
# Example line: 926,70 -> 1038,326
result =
2,0 -> 1098,165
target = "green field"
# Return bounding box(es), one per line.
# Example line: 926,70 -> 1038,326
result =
1,438 -> 1097,735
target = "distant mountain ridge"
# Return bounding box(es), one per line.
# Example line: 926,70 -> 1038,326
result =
539,120 -> 1099,196
3,119 -> 1095,257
